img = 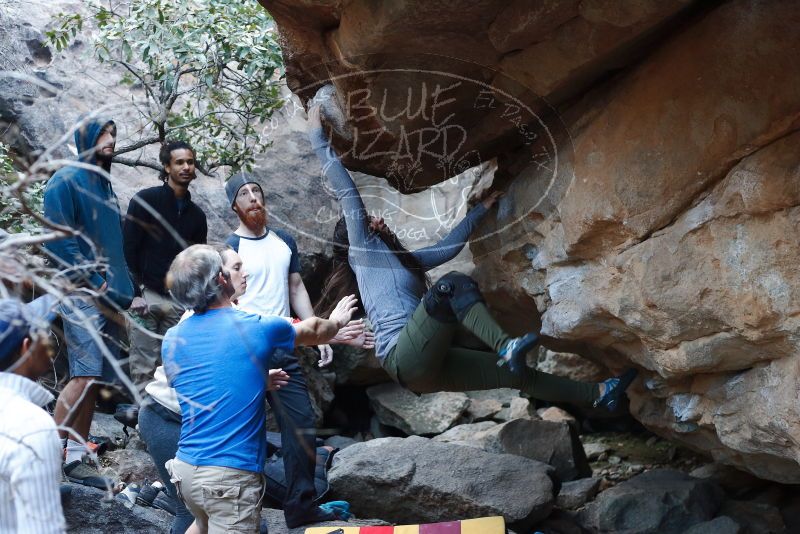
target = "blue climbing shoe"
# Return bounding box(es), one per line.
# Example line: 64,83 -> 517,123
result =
319,500 -> 352,520
497,332 -> 539,374
593,368 -> 638,411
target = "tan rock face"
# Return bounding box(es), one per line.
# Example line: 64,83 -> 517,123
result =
482,0 -> 800,482
554,0 -> 800,259
266,0 -> 800,482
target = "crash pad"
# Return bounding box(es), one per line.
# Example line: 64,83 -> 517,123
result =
304,516 -> 505,534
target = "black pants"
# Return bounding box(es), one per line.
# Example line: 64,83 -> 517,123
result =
267,350 -> 319,526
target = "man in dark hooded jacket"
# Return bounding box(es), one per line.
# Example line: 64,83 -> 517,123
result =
44,116 -> 136,487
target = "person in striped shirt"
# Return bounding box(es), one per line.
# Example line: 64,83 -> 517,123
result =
0,295 -> 65,533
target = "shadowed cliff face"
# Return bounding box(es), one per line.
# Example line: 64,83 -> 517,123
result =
262,0 -> 800,482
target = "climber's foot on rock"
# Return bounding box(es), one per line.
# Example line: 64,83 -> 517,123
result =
497,332 -> 539,374
594,368 -> 638,411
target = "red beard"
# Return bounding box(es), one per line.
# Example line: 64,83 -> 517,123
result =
240,206 -> 267,232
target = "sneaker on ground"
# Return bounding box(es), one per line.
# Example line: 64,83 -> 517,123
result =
87,434 -> 110,455
136,483 -> 177,515
117,483 -> 140,509
63,459 -> 114,490
135,483 -> 158,507
150,490 -> 177,515
319,500 -> 352,520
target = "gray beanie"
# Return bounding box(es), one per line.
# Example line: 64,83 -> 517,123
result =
225,171 -> 259,207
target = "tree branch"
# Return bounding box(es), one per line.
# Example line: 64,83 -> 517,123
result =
111,60 -> 158,110
114,135 -> 162,155
112,156 -> 161,171
0,231 -> 71,250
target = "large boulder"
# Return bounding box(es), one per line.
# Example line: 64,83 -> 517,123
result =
366,382 -> 469,435
260,0 -> 697,189
579,469 -> 725,533
257,0 -> 800,481
434,418 -> 591,482
328,435 -> 557,529
471,0 -> 800,482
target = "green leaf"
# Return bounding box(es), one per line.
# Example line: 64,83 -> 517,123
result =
122,41 -> 132,61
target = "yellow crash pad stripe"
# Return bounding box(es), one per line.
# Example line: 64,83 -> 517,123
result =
460,516 -> 505,534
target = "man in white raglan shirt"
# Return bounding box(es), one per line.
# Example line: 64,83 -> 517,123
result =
222,172 -> 343,527
224,173 -> 332,360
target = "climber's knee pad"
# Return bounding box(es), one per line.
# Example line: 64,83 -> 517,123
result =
422,271 -> 484,323
447,272 -> 485,321
423,276 -> 457,323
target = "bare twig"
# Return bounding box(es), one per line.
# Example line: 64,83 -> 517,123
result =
114,135 -> 163,155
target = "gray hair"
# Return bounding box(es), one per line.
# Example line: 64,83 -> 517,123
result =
166,244 -> 225,313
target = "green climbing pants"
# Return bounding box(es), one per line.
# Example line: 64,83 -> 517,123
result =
382,301 -> 598,407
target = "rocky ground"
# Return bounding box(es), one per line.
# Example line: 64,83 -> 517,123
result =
66,377 -> 799,534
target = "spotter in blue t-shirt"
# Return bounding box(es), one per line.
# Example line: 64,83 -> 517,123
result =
162,307 -> 295,473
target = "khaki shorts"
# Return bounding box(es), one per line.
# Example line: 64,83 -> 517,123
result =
166,458 -> 264,534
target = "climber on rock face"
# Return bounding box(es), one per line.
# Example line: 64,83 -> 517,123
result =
308,95 -> 637,411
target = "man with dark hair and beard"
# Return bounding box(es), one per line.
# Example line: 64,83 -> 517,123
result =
123,140 -> 207,391
223,173 -> 365,528
43,117 -> 137,487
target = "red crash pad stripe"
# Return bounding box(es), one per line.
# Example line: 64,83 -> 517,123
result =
419,521 -> 460,534
360,528 -> 396,534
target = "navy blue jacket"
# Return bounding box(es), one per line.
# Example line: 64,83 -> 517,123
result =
43,117 -> 135,308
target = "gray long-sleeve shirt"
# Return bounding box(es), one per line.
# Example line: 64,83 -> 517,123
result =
309,127 -> 488,360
